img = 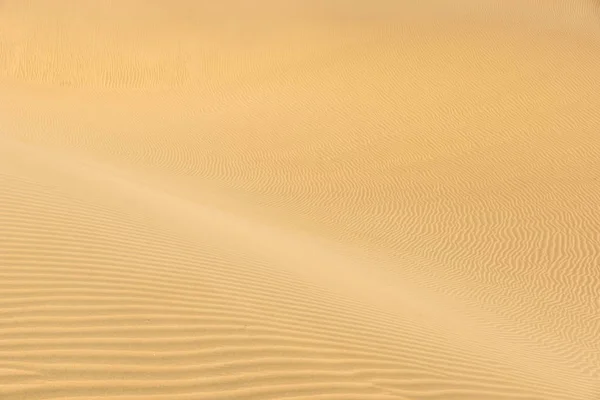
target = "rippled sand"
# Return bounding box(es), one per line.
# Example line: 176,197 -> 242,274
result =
1,1 -> 600,399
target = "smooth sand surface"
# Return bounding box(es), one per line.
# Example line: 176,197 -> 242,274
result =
1,1 -> 600,399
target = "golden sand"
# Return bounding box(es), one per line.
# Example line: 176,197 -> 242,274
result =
1,1 -> 599,399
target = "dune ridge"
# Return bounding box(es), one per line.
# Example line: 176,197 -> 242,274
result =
1,1 -> 600,399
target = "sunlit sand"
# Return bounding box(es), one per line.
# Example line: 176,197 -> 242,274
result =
1,1 -> 599,399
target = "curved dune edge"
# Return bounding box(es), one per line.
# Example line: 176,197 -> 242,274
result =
1,1 -> 600,399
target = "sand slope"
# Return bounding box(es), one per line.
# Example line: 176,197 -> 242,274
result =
1,1 -> 600,399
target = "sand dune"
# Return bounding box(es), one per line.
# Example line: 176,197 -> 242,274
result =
1,1 -> 600,399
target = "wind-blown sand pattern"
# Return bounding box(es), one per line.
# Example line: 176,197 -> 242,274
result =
1,1 -> 600,399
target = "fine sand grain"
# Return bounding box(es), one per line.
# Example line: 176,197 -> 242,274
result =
1,1 -> 600,399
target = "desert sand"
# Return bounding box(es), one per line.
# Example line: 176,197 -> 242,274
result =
1,1 -> 600,399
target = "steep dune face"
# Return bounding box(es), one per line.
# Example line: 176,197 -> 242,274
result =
1,1 -> 600,399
